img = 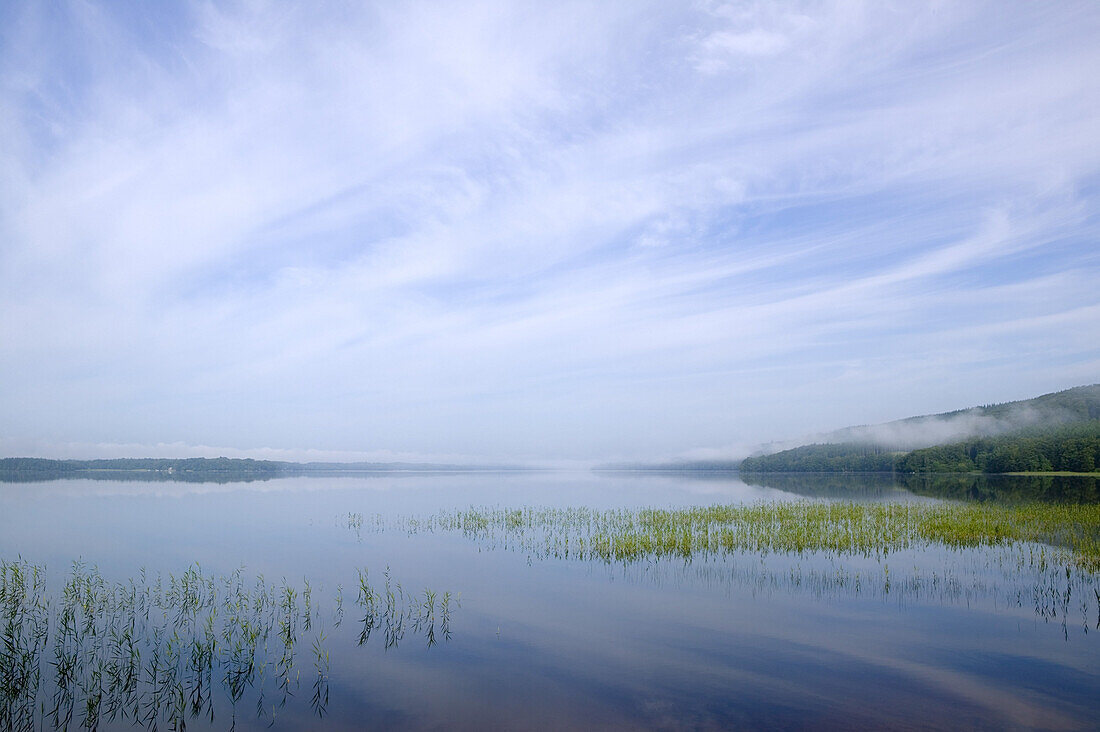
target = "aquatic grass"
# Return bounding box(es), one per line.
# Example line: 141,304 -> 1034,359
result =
350,567 -> 460,652
310,628 -> 330,718
370,502 -> 1100,571
337,501 -> 1100,635
0,560 -> 456,731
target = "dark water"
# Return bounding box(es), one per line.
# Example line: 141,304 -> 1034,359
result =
1,471 -> 1098,730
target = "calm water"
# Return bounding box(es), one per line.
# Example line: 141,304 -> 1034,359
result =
1,471 -> 1098,730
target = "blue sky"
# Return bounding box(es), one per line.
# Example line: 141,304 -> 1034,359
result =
1,1 -> 1098,463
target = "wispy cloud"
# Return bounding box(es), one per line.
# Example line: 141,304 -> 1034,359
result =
1,1 -> 1098,461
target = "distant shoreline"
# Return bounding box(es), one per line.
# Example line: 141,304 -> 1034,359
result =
0,457 -> 544,482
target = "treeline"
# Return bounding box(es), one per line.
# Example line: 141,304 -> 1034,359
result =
897,421 -> 1100,473
0,457 -> 533,483
738,443 -> 900,472
0,457 -> 286,474
740,421 -> 1100,474
933,383 -> 1100,422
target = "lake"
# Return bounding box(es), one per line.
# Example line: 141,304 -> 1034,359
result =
1,470 -> 1098,730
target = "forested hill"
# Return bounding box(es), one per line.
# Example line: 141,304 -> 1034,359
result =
739,384 -> 1100,474
769,383 -> 1100,452
880,383 -> 1099,423
896,421 -> 1100,473
740,421 -> 1100,473
737,444 -> 898,473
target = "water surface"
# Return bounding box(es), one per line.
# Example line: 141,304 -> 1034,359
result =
1,471 -> 1097,730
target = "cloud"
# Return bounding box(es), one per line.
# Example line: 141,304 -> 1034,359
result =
0,1 -> 1098,461
696,29 -> 790,71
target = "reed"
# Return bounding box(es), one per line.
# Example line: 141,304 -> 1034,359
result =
341,501 -> 1100,633
372,502 -> 1100,571
0,560 -> 455,731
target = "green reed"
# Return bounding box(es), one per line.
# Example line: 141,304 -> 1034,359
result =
0,560 -> 456,731
368,502 -> 1100,570
343,501 -> 1100,638
353,567 -> 458,651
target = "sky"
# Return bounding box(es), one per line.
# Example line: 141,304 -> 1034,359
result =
1,1 -> 1099,464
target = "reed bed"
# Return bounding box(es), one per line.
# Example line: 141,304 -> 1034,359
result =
346,501 -> 1099,636
0,560 -> 455,731
369,502 -> 1100,571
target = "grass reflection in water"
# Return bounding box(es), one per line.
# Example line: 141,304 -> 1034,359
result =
0,560 -> 456,731
350,501 -> 1100,638
376,502 -> 1100,569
